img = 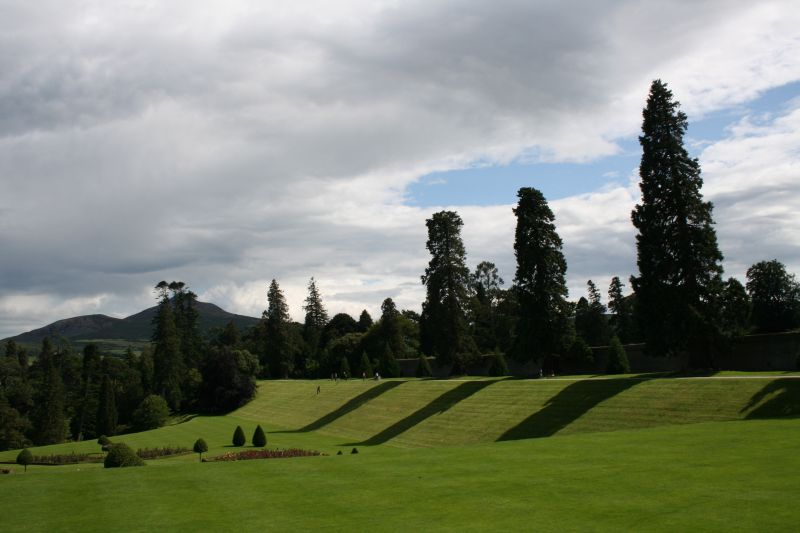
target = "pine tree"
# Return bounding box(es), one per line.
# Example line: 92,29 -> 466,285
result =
608,276 -> 636,343
302,277 -> 329,372
470,261 -> 504,352
420,210 -> 476,371
74,343 -> 101,440
252,425 -> 267,447
378,342 -> 401,378
152,282 -> 184,410
232,425 -> 246,446
359,351 -> 373,377
380,298 -> 405,357
512,187 -> 570,363
263,279 -> 293,378
32,363 -> 67,445
358,310 -> 373,332
631,80 -> 724,364
575,281 -> 608,346
606,336 -> 631,374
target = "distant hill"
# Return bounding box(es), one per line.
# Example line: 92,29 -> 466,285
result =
2,302 -> 260,350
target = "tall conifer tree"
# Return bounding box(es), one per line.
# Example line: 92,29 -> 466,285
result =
631,80 -> 724,363
512,187 -> 570,363
152,282 -> 184,410
263,279 -> 292,378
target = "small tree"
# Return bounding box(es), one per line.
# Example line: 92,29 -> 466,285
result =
104,443 -> 145,468
416,353 -> 433,378
232,425 -> 246,447
193,438 -> 208,462
606,336 -> 631,375
132,394 -> 170,431
16,448 -> 33,472
252,425 -> 267,447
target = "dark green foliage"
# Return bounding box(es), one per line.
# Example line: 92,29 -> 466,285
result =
0,392 -> 29,451
338,356 -> 351,378
421,210 -> 477,371
337,450 -> 343,455
32,360 -> 67,445
416,354 -> 433,377
16,448 -> 33,472
232,425 -> 246,447
575,281 -> 608,346
608,277 -> 637,343
132,394 -> 170,431
487,352 -> 509,377
606,337 -> 631,374
152,285 -> 185,411
193,438 -> 208,461
302,277 -> 329,372
104,443 -> 145,468
470,261 -> 504,352
322,313 -> 359,349
253,425 -> 267,447
720,277 -> 751,336
136,446 -> 191,459
358,310 -> 373,332
97,435 -> 111,446
746,260 -> 799,333
262,279 -> 294,379
512,188 -> 571,363
326,333 -> 364,377
380,298 -> 406,358
378,342 -> 401,378
567,338 -> 594,366
73,343 -> 101,441
630,80 -> 724,361
351,447 -> 359,454
96,373 -> 118,437
359,351 -> 373,377
218,321 -> 241,347
199,346 -> 258,413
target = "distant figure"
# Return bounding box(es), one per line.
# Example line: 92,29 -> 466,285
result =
316,385 -> 321,395
334,372 -> 338,382
362,372 -> 366,381
539,368 -> 543,379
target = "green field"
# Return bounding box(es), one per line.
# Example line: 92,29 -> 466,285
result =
1,376 -> 798,531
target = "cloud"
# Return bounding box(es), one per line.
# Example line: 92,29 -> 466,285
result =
0,0 -> 799,337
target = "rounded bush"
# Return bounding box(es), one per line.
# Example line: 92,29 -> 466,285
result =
104,443 -> 145,468
97,435 -> 111,446
232,425 -> 246,447
252,425 -> 267,447
193,438 -> 208,461
132,395 -> 170,431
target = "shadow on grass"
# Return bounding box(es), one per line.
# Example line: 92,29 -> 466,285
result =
741,378 -> 800,419
498,378 -> 641,441
275,381 -> 405,434
349,380 -> 497,446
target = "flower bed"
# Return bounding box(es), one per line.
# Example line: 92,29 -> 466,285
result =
211,448 -> 324,462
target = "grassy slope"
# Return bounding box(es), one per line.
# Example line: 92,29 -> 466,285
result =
0,419 -> 798,532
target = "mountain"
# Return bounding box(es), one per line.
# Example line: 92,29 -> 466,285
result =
2,302 -> 260,349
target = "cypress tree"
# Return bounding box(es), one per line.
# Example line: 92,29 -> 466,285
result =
232,425 -> 246,447
512,187 -> 570,363
252,425 -> 267,447
420,210 -> 476,371
631,80 -> 724,365
32,363 -> 67,445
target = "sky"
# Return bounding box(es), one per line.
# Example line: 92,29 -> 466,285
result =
1,0 -> 800,339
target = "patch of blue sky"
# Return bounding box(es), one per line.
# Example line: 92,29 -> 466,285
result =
406,81 -> 800,208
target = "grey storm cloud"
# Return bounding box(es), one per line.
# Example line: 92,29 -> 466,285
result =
1,0 -> 799,338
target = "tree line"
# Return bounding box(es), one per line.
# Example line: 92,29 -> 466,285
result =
2,79 -> 799,451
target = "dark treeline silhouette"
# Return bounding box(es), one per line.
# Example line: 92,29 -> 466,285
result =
3,80 -> 800,452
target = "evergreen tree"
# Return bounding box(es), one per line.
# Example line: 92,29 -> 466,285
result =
32,362 -> 67,445
218,320 -> 241,347
0,392 -> 29,451
193,438 -> 208,461
378,342 -> 401,378
746,260 -> 800,333
96,372 -> 118,437
380,298 -> 406,357
232,425 -> 246,447
339,356 -> 351,378
302,277 -> 329,372
608,276 -> 636,343
169,282 -> 203,368
359,351 -> 373,377
575,281 -> 608,346
470,261 -> 504,352
719,277 -> 751,336
152,282 -> 185,410
512,187 -> 570,363
420,210 -> 476,371
263,279 -> 293,378
631,80 -> 724,364
358,310 -> 374,332
606,336 -> 631,374
16,448 -> 33,472
252,425 -> 267,447
416,353 -> 433,377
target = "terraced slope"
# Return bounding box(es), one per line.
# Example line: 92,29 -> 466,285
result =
234,376 -> 800,447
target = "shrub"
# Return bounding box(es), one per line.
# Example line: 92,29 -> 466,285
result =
30,452 -> 101,465
252,425 -> 267,447
336,450 -> 343,455
193,439 -> 208,462
97,435 -> 111,446
16,448 -> 33,472
487,352 -> 509,376
136,446 -> 191,459
568,337 -> 594,365
232,425 -> 246,447
606,336 -> 631,374
359,352 -> 373,377
212,448 -> 324,461
351,447 -> 359,454
104,443 -> 145,468
416,354 -> 433,377
132,395 -> 170,431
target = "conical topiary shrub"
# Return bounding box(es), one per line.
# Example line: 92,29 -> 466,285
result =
606,336 -> 631,374
252,425 -> 267,447
232,425 -> 246,447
